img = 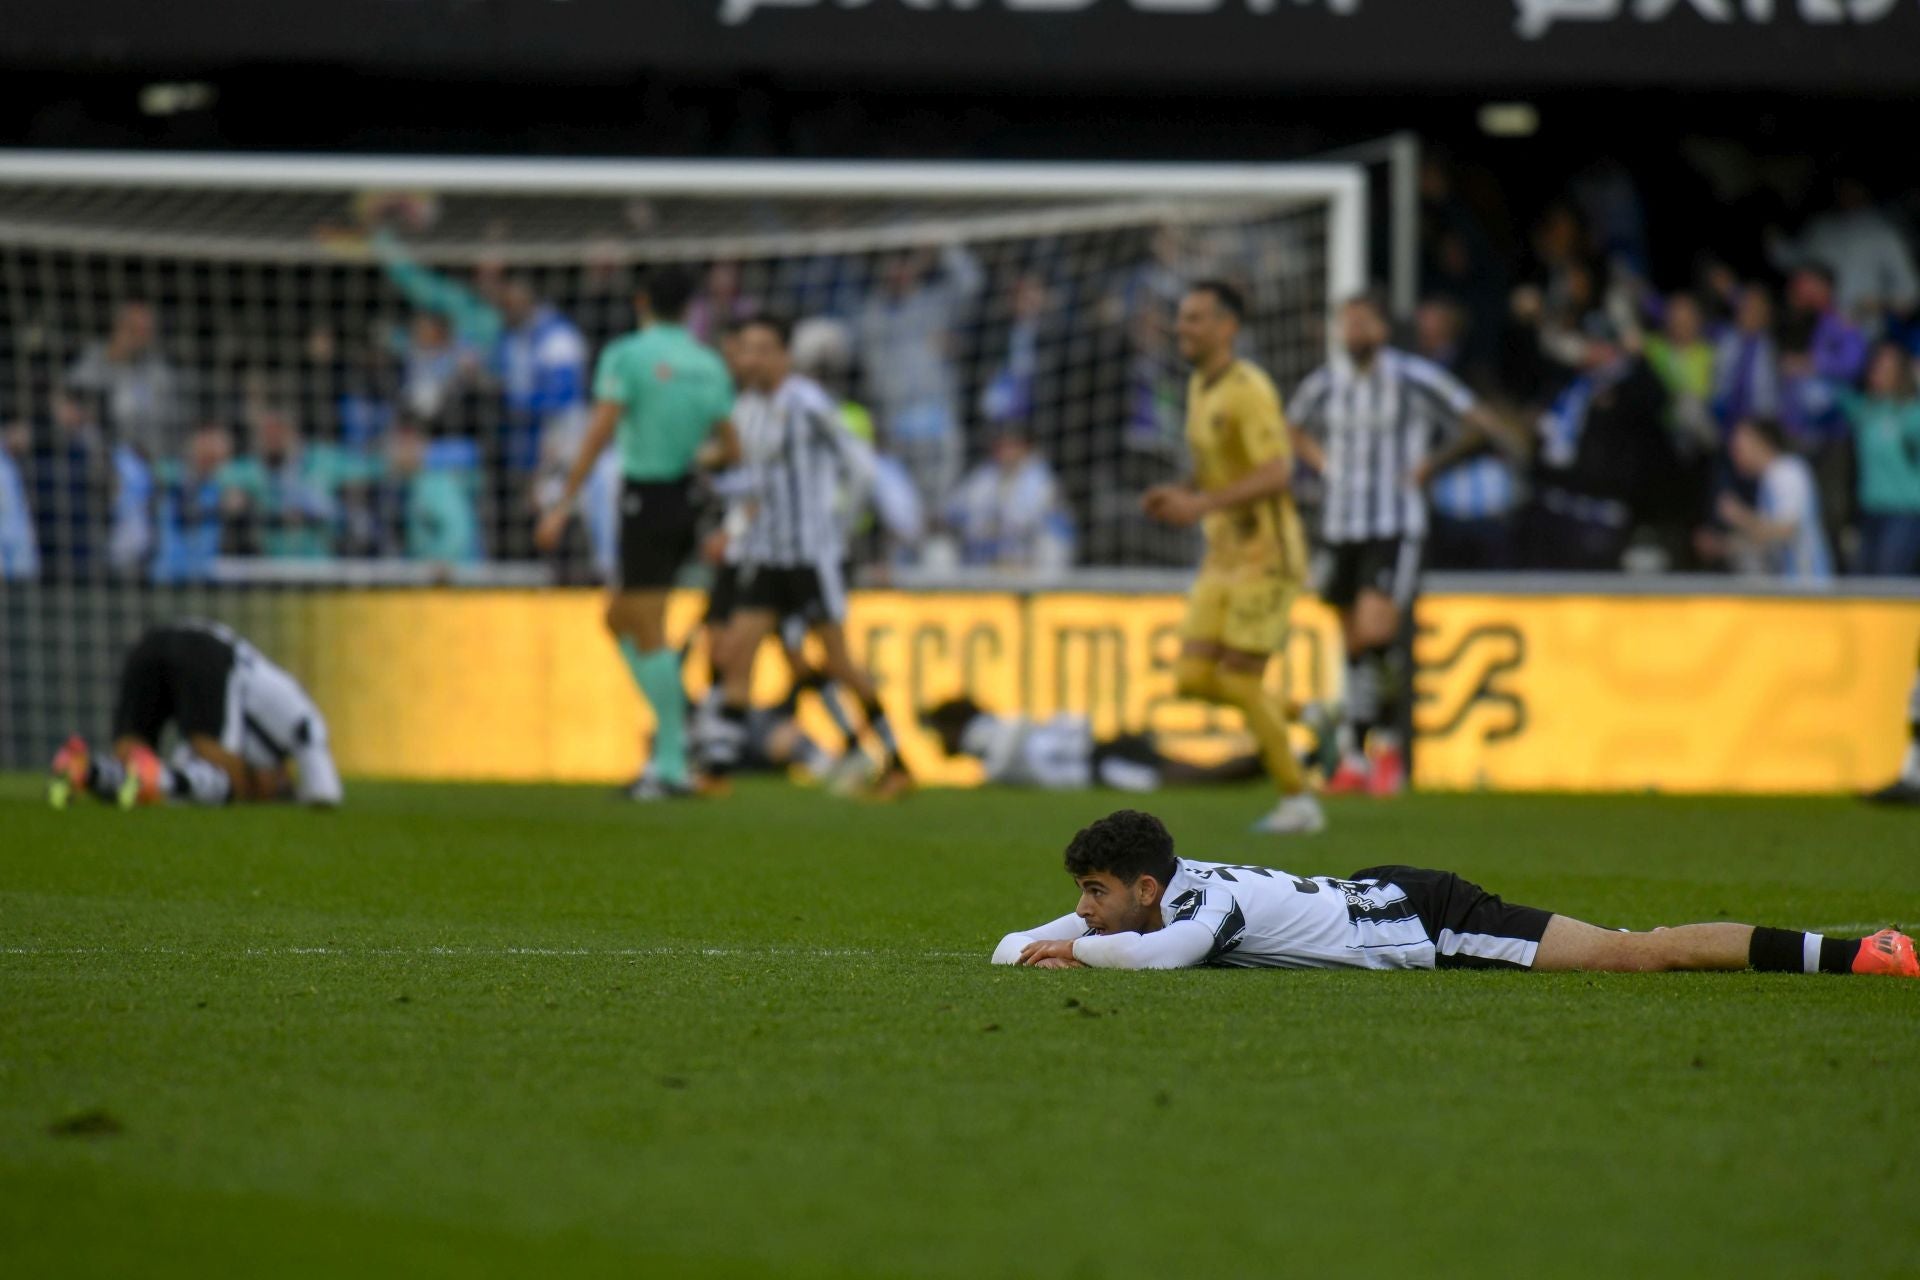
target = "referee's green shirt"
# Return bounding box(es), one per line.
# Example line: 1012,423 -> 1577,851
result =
593,324 -> 734,482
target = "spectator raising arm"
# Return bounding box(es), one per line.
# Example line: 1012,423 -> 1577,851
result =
372,229 -> 503,350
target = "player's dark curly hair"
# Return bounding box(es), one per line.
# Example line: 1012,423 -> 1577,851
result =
1063,809 -> 1177,886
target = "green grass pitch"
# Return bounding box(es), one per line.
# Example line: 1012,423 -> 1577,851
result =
3,774 -> 1916,1278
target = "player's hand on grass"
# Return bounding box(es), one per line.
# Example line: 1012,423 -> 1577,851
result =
533,506 -> 571,553
1017,939 -> 1084,968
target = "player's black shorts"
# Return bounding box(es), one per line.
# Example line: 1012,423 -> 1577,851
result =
705,564 -> 742,626
1351,864 -> 1553,970
1319,537 -> 1424,610
618,478 -> 699,591
112,625 -> 235,746
737,562 -> 848,626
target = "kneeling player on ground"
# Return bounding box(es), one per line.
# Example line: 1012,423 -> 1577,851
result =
50,621 -> 342,810
922,697 -> 1261,792
992,809 -> 1917,977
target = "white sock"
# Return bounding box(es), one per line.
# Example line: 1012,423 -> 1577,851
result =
166,747 -> 233,806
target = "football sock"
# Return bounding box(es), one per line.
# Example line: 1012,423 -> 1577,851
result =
87,755 -> 125,800
622,641 -> 690,786
165,751 -> 233,806
1747,927 -> 1861,975
814,682 -> 858,753
861,695 -> 900,765
1215,668 -> 1307,796
1343,649 -> 1383,759
704,703 -> 750,776
1375,645 -> 1408,750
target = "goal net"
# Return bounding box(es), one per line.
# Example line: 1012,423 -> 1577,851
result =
0,152 -> 1365,775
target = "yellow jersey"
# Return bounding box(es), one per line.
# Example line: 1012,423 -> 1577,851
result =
1185,358 -> 1309,584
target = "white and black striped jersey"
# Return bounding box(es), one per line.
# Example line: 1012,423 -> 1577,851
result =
734,375 -> 874,569
1289,348 -> 1476,544
708,389 -> 770,568
992,857 -> 1436,971
171,620 -> 342,806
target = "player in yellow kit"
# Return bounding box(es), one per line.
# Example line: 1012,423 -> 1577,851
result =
1143,280 -> 1324,835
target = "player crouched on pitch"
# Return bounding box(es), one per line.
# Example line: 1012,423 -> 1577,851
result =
49,621 -> 343,810
922,697 -> 1261,792
993,809 -> 1917,978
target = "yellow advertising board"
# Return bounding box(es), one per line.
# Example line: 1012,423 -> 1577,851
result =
1413,594 -> 1920,794
298,588 -> 1918,794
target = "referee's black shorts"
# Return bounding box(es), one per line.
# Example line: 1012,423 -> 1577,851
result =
1319,537 -> 1424,610
112,626 -> 235,746
617,478 -> 699,591
1352,864 -> 1554,970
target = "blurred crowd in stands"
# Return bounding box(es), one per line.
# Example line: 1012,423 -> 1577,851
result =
4,157 -> 1919,587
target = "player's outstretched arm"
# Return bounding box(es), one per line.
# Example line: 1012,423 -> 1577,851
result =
1067,921 -> 1214,971
990,912 -> 1086,965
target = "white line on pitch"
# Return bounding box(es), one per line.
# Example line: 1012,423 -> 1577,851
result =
0,945 -> 981,960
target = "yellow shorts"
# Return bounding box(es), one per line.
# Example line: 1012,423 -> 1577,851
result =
1181,566 -> 1296,656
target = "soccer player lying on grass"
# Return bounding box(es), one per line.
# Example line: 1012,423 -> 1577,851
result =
992,810 -> 1918,978
49,621 -> 342,810
922,697 -> 1263,792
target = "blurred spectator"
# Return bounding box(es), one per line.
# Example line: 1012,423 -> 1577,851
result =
64,299 -> 188,460
1417,299 -> 1522,570
152,423 -> 241,583
399,311 -> 473,425
377,423 -> 481,565
1769,179 -> 1920,323
1643,292 -> 1720,458
1838,343 -> 1920,576
29,391 -> 111,578
226,406 -> 340,559
685,260 -> 760,343
944,430 -> 1074,572
1570,158 -> 1652,284
496,271 -> 590,481
977,273 -> 1064,435
857,243 -> 984,510
1418,156 -> 1507,383
1712,285 -> 1782,430
1525,316 -> 1675,571
0,420 -> 39,581
1786,265 -> 1868,386
375,234 -> 589,541
1711,417 -> 1833,584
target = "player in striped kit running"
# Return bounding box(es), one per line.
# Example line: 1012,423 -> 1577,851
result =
698,315 -> 912,798
1289,293 -> 1521,797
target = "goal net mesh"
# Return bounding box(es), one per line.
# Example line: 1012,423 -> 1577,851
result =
0,162 -> 1351,774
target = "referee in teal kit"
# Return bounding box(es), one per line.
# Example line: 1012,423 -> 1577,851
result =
536,266 -> 736,800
